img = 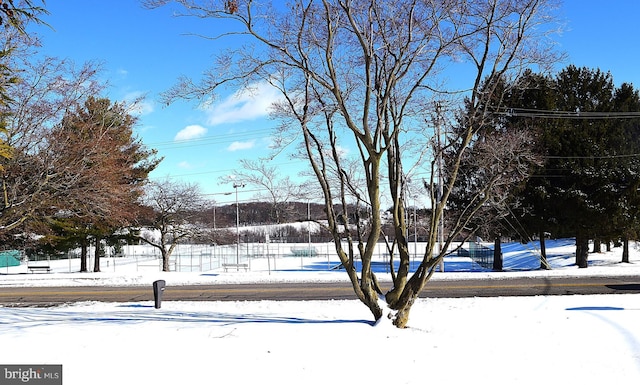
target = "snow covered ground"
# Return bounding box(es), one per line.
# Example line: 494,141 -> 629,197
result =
1,239 -> 640,384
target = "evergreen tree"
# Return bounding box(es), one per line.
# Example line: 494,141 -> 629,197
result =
446,74 -> 543,269
512,66 -> 640,268
42,97 -> 160,271
503,70 -> 558,268
609,83 -> 640,262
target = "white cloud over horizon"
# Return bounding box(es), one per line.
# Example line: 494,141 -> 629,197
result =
174,125 -> 208,141
204,81 -> 282,126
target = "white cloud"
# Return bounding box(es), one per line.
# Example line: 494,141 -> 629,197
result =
177,161 -> 192,169
204,81 -> 282,126
174,125 -> 208,141
227,140 -> 256,152
130,99 -> 154,116
123,91 -> 154,116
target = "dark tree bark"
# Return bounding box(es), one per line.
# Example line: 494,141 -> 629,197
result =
539,230 -> 549,270
622,236 -> 630,263
593,238 -> 602,253
93,236 -> 102,273
493,236 -> 503,271
576,233 -> 589,268
80,238 -> 88,273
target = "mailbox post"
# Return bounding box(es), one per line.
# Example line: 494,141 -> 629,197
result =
153,280 -> 166,309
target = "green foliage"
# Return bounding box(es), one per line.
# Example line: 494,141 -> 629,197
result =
510,66 -> 640,243
446,74 -> 543,240
0,1 -> 49,32
46,96 -> 160,242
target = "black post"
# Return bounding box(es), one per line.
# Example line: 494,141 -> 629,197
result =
153,280 -> 166,309
493,236 -> 503,272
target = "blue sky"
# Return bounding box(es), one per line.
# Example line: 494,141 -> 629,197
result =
27,1 -> 640,204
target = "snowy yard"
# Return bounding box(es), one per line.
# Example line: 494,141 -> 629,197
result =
1,239 -> 640,384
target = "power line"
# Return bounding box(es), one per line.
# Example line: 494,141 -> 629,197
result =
148,160 -> 302,180
545,153 -> 640,160
495,107 -> 640,120
146,128 -> 274,151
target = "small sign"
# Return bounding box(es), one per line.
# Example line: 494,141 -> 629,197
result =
0,365 -> 62,385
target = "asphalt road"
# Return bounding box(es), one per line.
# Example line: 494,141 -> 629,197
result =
1,275 -> 639,306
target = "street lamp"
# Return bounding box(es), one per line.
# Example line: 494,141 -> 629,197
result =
233,182 -> 245,271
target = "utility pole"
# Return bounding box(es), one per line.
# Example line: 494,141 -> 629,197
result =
413,195 -> 418,259
435,102 -> 445,273
233,182 -> 245,271
436,102 -> 445,272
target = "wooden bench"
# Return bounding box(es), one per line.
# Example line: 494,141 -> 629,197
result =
27,265 -> 51,273
222,263 -> 249,272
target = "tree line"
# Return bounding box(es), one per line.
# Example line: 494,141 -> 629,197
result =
454,66 -> 640,269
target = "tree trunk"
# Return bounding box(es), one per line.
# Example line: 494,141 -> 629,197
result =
539,230 -> 549,269
622,236 -> 630,263
80,238 -> 88,272
359,279 -> 384,322
593,238 -> 601,253
391,274 -> 422,328
388,257 -> 441,328
575,233 -> 589,268
162,249 -> 170,272
93,236 -> 102,273
493,236 -> 503,271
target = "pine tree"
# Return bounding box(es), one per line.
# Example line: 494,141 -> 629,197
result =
44,97 -> 160,272
512,66 -> 640,268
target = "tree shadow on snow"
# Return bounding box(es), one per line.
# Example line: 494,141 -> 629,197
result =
0,305 -> 374,331
565,305 -> 640,373
566,306 -> 625,311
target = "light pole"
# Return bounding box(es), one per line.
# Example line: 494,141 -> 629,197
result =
413,195 -> 418,259
308,200 -> 311,250
233,182 -> 245,271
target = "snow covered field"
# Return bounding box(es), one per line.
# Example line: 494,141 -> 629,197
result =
1,240 -> 640,384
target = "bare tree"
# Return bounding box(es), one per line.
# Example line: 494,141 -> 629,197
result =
144,0 -> 561,327
0,22 -> 107,231
0,3 -> 55,231
136,180 -> 204,272
234,159 -> 300,223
